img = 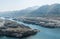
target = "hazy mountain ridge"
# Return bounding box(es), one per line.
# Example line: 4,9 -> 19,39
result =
0,6 -> 39,17
26,3 -> 60,17
26,5 -> 49,17
47,4 -> 60,17
0,4 -> 60,17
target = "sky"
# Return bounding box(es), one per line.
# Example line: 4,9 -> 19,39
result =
0,0 -> 60,12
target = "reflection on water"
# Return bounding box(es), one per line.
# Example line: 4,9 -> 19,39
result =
0,21 -> 60,39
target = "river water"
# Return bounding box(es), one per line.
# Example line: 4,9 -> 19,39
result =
0,21 -> 60,39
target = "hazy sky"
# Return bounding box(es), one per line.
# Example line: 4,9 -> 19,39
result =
0,0 -> 60,12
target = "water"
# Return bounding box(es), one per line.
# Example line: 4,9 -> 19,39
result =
0,21 -> 60,39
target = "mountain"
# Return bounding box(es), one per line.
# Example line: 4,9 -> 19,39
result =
0,6 -> 39,17
47,4 -> 60,17
26,5 -> 49,17
0,4 -> 60,17
26,3 -> 60,17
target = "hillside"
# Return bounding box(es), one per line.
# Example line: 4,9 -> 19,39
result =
0,6 -> 38,17
0,4 -> 60,17
26,4 -> 60,17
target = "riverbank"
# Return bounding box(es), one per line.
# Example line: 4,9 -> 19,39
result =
19,17 -> 60,28
0,18 -> 39,38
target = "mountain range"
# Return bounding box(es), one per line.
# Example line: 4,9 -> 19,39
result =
0,3 -> 60,17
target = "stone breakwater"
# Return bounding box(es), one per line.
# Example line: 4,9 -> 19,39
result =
0,19 -> 39,38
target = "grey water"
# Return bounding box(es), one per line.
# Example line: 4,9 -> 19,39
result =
0,21 -> 60,39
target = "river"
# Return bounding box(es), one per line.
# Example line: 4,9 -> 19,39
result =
0,21 -> 60,39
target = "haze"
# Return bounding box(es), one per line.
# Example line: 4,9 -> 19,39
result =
0,0 -> 60,12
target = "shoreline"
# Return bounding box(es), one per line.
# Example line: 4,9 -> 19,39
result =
20,17 -> 60,28
0,19 -> 39,38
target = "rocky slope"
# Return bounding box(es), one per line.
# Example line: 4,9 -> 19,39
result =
0,17 -> 39,38
21,17 -> 60,28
